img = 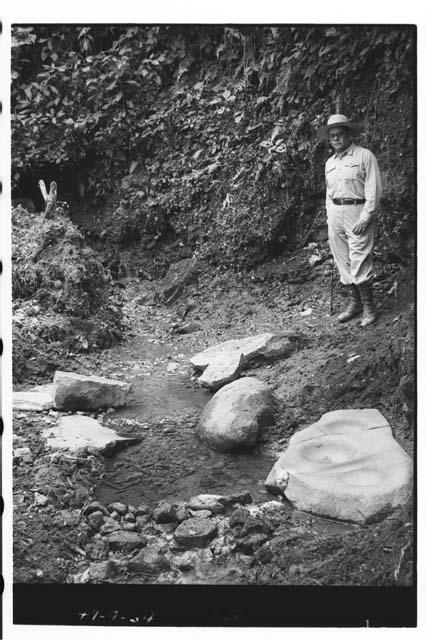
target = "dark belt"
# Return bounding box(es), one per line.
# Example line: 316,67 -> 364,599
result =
332,198 -> 365,205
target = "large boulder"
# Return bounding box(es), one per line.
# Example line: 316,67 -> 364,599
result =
53,370 -> 131,410
190,332 -> 299,390
265,409 -> 413,524
43,415 -> 139,454
198,377 -> 276,452
160,257 -> 199,302
13,384 -> 54,411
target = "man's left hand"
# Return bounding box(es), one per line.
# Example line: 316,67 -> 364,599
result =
352,220 -> 369,235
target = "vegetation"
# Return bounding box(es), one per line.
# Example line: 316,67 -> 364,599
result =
12,206 -> 123,381
12,25 -> 415,268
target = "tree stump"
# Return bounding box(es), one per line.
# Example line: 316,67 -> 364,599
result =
39,180 -> 57,219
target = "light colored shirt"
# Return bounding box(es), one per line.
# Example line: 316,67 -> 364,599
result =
325,143 -> 382,223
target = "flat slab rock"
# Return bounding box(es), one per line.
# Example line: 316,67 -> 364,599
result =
198,377 -> 275,452
190,332 -> 299,390
43,415 -> 138,454
53,370 -> 131,410
13,384 -> 55,411
265,409 -> 413,524
174,518 -> 218,548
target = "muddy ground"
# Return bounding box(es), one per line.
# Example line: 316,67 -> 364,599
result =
13,241 -> 415,588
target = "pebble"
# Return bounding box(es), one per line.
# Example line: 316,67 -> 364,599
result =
106,531 -> 146,553
87,511 -> 104,531
108,502 -> 128,516
174,518 -> 218,548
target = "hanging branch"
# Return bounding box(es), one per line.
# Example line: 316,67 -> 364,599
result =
39,180 -> 57,219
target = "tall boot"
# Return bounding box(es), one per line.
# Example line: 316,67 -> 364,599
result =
337,284 -> 362,323
358,282 -> 377,327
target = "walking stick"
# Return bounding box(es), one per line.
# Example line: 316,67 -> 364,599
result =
330,258 -> 335,315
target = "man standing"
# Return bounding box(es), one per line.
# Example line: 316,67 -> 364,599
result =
318,114 -> 382,327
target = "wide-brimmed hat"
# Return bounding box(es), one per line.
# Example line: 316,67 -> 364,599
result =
317,114 -> 364,140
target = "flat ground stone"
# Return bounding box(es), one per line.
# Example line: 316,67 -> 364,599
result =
128,544 -> 170,574
106,531 -> 146,552
188,494 -> 225,513
265,409 -> 413,524
174,518 -> 218,548
198,377 -> 276,452
13,384 -> 54,412
43,415 -> 138,454
198,351 -> 243,391
53,370 -> 131,410
190,332 -> 299,380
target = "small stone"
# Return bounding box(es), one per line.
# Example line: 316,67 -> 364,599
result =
87,511 -> 104,531
123,513 -> 136,522
83,501 -> 109,517
188,494 -> 225,514
85,538 -> 110,561
99,518 -> 121,535
88,561 -> 110,581
13,447 -> 33,462
128,544 -> 170,575
171,551 -> 196,571
122,523 -> 137,532
241,515 -> 272,537
229,507 -> 250,528
174,518 -> 218,548
53,370 -> 131,410
153,522 -> 179,534
135,515 -> 151,531
110,511 -> 121,521
188,509 -> 212,519
128,505 -> 137,514
135,504 -> 151,516
224,491 -> 253,506
175,504 -> 190,522
235,533 -> 269,554
59,510 -> 80,527
152,500 -> 177,523
108,502 -> 128,516
106,531 -> 146,553
34,492 -> 49,506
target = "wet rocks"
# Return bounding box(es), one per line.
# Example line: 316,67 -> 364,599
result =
174,518 -> 218,548
188,494 -> 225,514
85,538 -> 110,561
229,507 -> 250,528
87,511 -> 104,531
198,377 -> 276,452
265,408 -> 414,524
108,502 -> 128,516
44,415 -> 138,454
171,551 -> 196,571
53,370 -> 131,410
235,533 -> 269,555
106,531 -> 146,553
13,384 -> 54,412
128,544 -> 170,574
152,500 -> 177,523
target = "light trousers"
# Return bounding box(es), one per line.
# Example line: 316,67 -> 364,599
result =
327,203 -> 375,286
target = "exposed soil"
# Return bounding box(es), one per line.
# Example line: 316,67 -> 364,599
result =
13,242 -> 415,587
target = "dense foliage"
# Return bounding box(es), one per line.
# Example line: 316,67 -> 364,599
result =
12,25 -> 415,267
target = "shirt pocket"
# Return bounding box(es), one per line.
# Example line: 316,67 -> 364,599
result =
343,162 -> 363,181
